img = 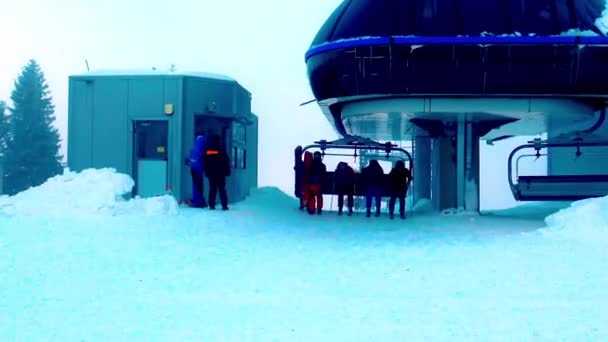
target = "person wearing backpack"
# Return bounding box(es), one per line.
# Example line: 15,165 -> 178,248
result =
388,160 -> 412,219
361,159 -> 384,217
187,134 -> 208,208
334,161 -> 355,216
204,134 -> 231,211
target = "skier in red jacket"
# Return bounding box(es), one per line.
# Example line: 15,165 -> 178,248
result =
307,151 -> 327,215
299,151 -> 314,210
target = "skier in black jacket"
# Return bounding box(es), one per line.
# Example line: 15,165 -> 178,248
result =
362,159 -> 384,217
204,135 -> 231,210
388,160 -> 412,219
334,162 -> 355,216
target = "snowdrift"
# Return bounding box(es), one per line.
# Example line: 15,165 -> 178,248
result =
485,202 -> 572,220
238,186 -> 299,210
245,187 -> 607,245
0,168 -> 178,218
242,188 -> 436,216
2,165 -> 606,245
542,196 -> 608,244
412,198 -> 433,213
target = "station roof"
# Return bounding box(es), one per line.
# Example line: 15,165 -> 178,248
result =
71,69 -> 235,82
311,0 -> 607,47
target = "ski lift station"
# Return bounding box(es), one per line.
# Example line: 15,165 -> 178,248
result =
298,0 -> 608,212
67,70 -> 258,203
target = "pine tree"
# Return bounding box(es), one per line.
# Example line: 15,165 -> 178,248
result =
3,60 -> 63,195
0,100 -> 7,154
0,100 -> 7,194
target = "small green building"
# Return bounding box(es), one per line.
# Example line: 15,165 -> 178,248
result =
67,70 -> 258,203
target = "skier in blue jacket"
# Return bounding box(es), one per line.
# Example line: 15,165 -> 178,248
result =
188,134 -> 208,208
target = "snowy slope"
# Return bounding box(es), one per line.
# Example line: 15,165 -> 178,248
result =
0,169 -> 607,340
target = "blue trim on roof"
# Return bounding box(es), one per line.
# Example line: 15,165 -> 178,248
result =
577,36 -> 608,44
305,35 -> 608,61
306,37 -> 390,58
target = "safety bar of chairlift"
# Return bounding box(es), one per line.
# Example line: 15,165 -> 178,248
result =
321,152 -> 366,158
515,153 -> 547,180
507,140 -> 608,199
321,151 -> 407,159
301,143 -> 414,169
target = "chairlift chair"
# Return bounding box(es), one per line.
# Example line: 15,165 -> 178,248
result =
294,136 -> 414,207
508,138 -> 608,201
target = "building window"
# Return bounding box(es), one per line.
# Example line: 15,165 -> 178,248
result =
233,147 -> 238,168
240,149 -> 247,169
231,147 -> 246,169
134,120 -> 168,160
232,122 -> 246,145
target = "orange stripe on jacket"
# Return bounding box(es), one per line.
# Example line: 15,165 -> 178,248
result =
206,150 -> 219,155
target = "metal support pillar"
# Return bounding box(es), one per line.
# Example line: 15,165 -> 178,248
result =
431,135 -> 457,211
464,122 -> 480,211
431,137 -> 441,210
456,118 -> 481,211
430,137 -> 441,210
457,118 -> 466,209
413,136 -> 431,204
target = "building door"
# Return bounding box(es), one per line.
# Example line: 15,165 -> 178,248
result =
194,115 -> 231,148
133,120 -> 169,197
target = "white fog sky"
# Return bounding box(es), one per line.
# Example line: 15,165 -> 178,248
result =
0,0 -> 544,209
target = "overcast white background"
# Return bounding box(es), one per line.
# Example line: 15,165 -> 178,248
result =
0,0 -> 545,209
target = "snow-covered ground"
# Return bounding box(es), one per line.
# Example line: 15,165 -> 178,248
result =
0,169 -> 607,340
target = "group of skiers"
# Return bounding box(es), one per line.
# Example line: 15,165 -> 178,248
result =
187,134 -> 413,217
296,151 -> 413,219
187,133 -> 231,210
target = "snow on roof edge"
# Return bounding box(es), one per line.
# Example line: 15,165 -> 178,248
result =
71,69 -> 236,82
308,28 -> 606,50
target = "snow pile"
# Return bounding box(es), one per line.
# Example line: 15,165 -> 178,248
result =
412,198 -> 433,213
0,168 -> 178,218
239,186 -> 298,210
480,31 -> 522,37
542,196 -> 608,244
440,207 -> 480,216
596,1 -> 608,35
483,29 -> 601,37
560,28 -> 601,36
114,195 -> 179,217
